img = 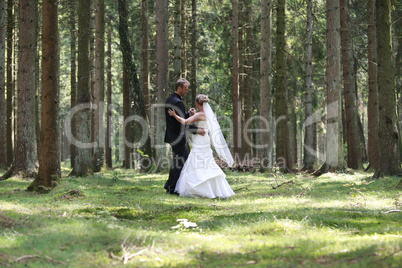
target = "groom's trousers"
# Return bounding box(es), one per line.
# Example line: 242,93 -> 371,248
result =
164,138 -> 188,194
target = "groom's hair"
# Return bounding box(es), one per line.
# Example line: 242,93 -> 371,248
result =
175,78 -> 190,91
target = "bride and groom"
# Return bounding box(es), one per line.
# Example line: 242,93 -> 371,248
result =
163,78 -> 235,198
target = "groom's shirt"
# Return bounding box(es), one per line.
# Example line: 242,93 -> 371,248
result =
164,93 -> 198,144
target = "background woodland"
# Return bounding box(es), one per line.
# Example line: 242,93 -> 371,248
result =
0,0 -> 401,190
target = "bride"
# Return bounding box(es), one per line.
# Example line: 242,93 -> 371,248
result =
168,94 -> 235,198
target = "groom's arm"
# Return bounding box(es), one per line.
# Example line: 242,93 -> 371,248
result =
175,101 -> 200,135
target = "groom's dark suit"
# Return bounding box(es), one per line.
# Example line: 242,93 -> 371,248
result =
164,93 -> 198,194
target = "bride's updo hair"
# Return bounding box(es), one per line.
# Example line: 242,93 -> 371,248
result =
195,94 -> 209,104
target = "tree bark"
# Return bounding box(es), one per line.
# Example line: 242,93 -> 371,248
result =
173,0 -> 181,82
122,65 -> 131,169
259,0 -> 272,169
0,0 -> 6,168
28,0 -> 60,191
340,0 -> 363,170
275,0 -> 289,171
6,0 -> 14,168
92,0 -> 105,172
190,0 -> 197,101
70,0 -> 92,177
118,0 -> 152,171
303,0 -> 316,171
232,0 -> 241,161
375,0 -> 400,177
15,0 -> 38,175
324,0 -> 344,172
34,0 -> 40,160
367,0 -> 378,171
69,0 -> 77,168
181,0 -> 186,79
155,0 -> 169,171
105,20 -> 112,169
243,0 -> 253,159
141,0 -> 150,119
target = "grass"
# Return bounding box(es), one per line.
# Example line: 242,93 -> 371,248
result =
0,166 -> 401,267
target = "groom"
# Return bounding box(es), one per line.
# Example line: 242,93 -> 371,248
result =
164,78 -> 205,195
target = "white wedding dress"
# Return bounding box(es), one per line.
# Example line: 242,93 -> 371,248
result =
175,120 -> 235,198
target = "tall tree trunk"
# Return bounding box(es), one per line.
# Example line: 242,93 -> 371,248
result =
89,0 -> 95,166
288,83 -> 297,169
340,0 -> 363,170
243,0 -> 252,159
190,0 -> 197,101
181,0 -> 186,79
0,0 -> 6,168
324,0 -> 344,172
173,0 -> 181,82
303,0 -> 316,171
232,0 -> 241,161
6,0 -> 14,168
92,0 -> 105,172
105,20 -> 112,169
375,0 -> 400,177
155,0 -> 169,171
122,66 -> 131,169
141,0 -> 150,119
28,0 -> 60,191
118,0 -> 152,171
34,0 -> 40,160
70,0 -> 92,177
259,0 -> 272,169
15,0 -> 38,175
69,0 -> 77,168
275,0 -> 288,171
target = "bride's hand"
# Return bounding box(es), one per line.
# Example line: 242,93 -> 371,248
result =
168,109 -> 176,117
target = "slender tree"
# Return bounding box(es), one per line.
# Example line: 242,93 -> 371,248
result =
92,0 -> 105,172
275,0 -> 289,171
141,0 -> 150,119
232,0 -> 241,160
0,0 -> 6,168
28,0 -> 60,191
303,0 -> 316,171
366,0 -> 379,171
173,0 -> 181,81
14,0 -> 38,175
243,0 -> 253,159
374,0 -> 400,177
259,0 -> 272,168
70,0 -> 92,177
105,19 -> 112,169
340,0 -> 363,169
324,0 -> 344,172
34,0 -> 40,159
190,0 -> 197,100
181,0 -> 186,79
155,0 -> 170,170
69,0 -> 77,168
6,0 -> 14,167
122,65 -> 131,168
118,0 -> 152,171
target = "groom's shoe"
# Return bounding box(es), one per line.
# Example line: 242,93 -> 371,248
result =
166,189 -> 179,196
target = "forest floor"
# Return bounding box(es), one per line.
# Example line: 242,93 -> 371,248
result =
0,166 -> 401,267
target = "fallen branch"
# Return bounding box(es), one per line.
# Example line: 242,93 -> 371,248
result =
15,255 -> 39,262
271,180 -> 294,190
31,241 -> 65,265
234,185 -> 250,192
384,210 -> 401,213
296,187 -> 310,197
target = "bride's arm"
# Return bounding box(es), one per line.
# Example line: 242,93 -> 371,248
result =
168,109 -> 203,125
